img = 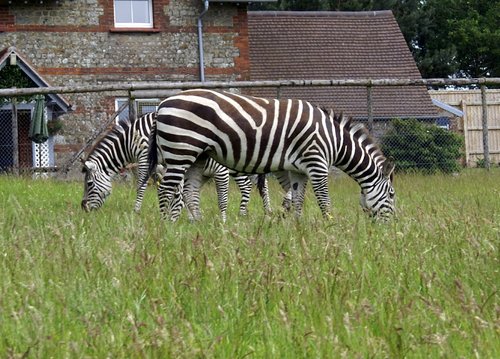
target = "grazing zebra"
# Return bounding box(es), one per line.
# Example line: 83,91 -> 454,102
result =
149,89 -> 395,221
81,112 -> 157,213
81,112 -> 271,221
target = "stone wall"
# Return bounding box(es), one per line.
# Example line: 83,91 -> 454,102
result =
0,0 -> 250,176
10,0 -> 104,26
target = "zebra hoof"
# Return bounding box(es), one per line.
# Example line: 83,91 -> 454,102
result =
324,213 -> 334,220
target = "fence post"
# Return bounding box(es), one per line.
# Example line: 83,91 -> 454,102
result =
367,82 -> 373,133
128,91 -> 136,121
461,100 -> 470,167
480,85 -> 490,170
11,98 -> 19,175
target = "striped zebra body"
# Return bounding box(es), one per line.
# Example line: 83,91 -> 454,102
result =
81,112 -> 156,213
81,112 -> 270,221
150,89 -> 395,220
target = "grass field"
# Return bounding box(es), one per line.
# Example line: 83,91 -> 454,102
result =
0,169 -> 498,358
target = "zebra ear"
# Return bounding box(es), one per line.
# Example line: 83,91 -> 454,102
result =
382,158 -> 395,180
84,161 -> 97,172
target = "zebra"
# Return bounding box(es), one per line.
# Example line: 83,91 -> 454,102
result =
148,89 -> 396,221
81,111 -> 271,221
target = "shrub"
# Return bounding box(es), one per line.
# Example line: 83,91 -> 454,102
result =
476,157 -> 499,168
47,118 -> 64,136
381,118 -> 464,174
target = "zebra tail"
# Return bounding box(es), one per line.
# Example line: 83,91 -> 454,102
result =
146,117 -> 159,184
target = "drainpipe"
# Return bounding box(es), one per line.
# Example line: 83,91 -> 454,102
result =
197,0 -> 209,82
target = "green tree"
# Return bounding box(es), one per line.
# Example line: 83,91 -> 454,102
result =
412,0 -> 500,77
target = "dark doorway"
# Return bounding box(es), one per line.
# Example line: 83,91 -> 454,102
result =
18,110 -> 32,168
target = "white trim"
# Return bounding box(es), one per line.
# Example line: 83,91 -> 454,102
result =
432,98 -> 464,117
115,97 -> 129,112
115,97 -> 130,123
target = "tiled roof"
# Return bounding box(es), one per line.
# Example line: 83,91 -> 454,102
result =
248,11 -> 438,119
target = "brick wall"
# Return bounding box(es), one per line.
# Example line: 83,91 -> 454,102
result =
0,0 -> 250,175
0,6 -> 15,29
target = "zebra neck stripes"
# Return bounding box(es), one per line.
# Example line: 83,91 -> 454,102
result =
86,113 -> 154,176
81,113 -> 155,212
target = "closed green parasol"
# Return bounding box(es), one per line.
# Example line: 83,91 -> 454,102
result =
29,94 -> 49,144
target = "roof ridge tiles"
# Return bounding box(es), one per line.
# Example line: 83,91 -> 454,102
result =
248,10 -> 393,17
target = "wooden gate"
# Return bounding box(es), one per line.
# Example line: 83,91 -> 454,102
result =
429,89 -> 500,167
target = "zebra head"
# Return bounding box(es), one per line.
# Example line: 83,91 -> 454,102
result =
81,160 -> 113,212
360,159 -> 396,221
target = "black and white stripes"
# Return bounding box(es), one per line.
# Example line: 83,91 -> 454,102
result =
150,89 -> 395,220
81,111 -> 271,221
81,112 -> 156,213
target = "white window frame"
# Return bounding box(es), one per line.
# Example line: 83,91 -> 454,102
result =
113,0 -> 153,29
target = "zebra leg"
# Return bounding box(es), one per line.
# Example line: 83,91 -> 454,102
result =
169,183 -> 185,221
310,173 -> 332,218
288,172 -> 308,217
134,154 -> 150,213
255,174 -> 272,214
157,166 -> 186,221
213,169 -> 230,223
183,161 -> 206,221
283,189 -> 292,212
233,175 -> 252,216
275,171 -> 292,211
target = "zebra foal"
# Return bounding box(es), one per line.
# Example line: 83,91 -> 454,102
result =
149,89 -> 396,221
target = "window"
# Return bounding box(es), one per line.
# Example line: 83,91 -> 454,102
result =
114,0 -> 153,28
115,98 -> 159,123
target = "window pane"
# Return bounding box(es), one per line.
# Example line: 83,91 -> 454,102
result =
114,0 -> 152,27
115,99 -> 129,123
114,0 -> 132,24
138,105 -> 157,115
132,0 -> 150,24
136,99 -> 159,116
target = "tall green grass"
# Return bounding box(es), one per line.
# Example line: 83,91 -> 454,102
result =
0,170 -> 498,357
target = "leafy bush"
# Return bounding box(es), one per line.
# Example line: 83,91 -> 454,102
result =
476,157 -> 499,168
476,157 -> 487,168
381,119 -> 464,174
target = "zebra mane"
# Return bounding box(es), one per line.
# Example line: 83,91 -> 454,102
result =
323,107 -> 386,165
85,116 -> 133,160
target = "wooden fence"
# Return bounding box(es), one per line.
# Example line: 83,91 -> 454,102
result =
1,77 -> 500,173
429,89 -> 500,167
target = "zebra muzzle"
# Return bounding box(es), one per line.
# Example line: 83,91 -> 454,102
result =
81,200 -> 90,212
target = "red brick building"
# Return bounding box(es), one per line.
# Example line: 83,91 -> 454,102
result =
0,0 -> 257,173
1,2 -> 435,174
